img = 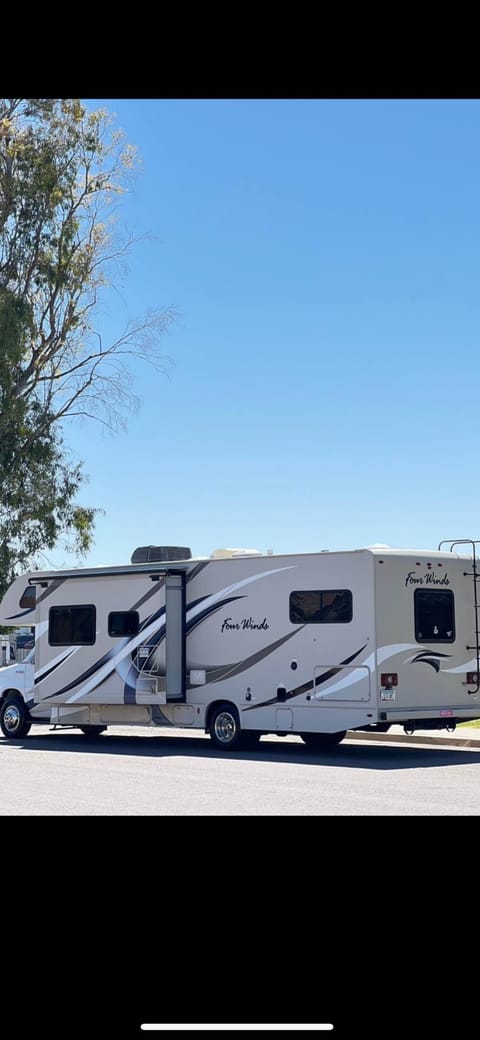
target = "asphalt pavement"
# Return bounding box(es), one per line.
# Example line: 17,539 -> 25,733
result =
2,723 -> 480,814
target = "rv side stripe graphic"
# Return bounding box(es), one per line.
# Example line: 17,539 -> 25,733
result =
290,644 -> 368,698
34,648 -> 77,685
4,578 -> 66,621
243,644 -> 367,711
210,629 -> 301,686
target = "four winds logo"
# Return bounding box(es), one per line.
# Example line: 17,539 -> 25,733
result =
404,570 -> 450,588
221,617 -> 269,632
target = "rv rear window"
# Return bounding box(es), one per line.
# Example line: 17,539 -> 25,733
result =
290,589 -> 353,624
108,611 -> 140,637
49,605 -> 96,645
414,589 -> 455,643
19,586 -> 36,609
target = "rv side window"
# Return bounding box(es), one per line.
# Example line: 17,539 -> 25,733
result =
108,611 -> 140,637
414,589 -> 455,643
19,586 -> 36,609
290,589 -> 353,624
49,605 -> 96,645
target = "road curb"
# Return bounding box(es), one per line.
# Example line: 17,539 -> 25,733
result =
346,729 -> 480,749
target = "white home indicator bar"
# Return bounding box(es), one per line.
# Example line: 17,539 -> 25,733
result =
141,1026 -> 334,1032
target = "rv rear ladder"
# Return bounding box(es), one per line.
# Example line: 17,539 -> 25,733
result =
438,538 -> 480,695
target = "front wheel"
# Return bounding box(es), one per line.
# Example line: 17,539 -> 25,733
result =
79,725 -> 107,738
0,696 -> 32,739
300,730 -> 346,749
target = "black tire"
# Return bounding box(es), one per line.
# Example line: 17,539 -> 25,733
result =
0,695 -> 32,739
300,730 -> 346,749
208,702 -> 244,751
78,725 -> 107,737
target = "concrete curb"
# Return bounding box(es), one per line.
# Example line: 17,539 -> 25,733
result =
346,729 -> 480,749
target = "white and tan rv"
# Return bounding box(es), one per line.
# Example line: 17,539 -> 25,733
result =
0,539 -> 479,749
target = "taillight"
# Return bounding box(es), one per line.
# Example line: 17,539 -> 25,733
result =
381,672 -> 398,687
466,672 -> 480,685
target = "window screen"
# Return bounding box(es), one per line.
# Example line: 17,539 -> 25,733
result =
49,605 -> 96,645
290,589 -> 353,624
414,589 -> 455,643
108,611 -> 139,637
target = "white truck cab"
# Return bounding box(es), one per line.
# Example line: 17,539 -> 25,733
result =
0,649 -> 34,697
0,650 -> 35,735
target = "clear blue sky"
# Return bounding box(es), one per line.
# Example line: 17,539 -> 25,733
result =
56,99 -> 480,567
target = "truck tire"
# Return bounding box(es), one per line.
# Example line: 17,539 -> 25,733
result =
0,695 -> 32,739
79,726 -> 107,737
300,730 -> 346,749
208,702 -> 244,751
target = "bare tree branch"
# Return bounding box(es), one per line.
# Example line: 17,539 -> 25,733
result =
0,98 -> 177,594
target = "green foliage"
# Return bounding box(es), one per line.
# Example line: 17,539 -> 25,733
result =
0,98 -> 174,598
0,284 -> 98,597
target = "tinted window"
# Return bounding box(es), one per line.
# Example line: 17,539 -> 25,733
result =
19,586 -> 36,609
290,589 -> 353,624
414,589 -> 455,643
108,611 -> 139,637
49,605 -> 96,645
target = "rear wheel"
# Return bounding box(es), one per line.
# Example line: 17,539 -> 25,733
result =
79,725 -> 107,738
0,695 -> 32,739
209,703 -> 244,751
300,730 -> 346,749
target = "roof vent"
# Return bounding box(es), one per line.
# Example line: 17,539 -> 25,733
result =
131,546 -> 192,564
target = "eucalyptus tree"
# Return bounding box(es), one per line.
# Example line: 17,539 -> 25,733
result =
0,98 -> 174,596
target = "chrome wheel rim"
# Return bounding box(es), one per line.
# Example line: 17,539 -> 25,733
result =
3,704 -> 22,734
214,711 -> 236,744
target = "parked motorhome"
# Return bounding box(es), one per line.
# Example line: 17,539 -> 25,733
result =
0,539 -> 479,750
